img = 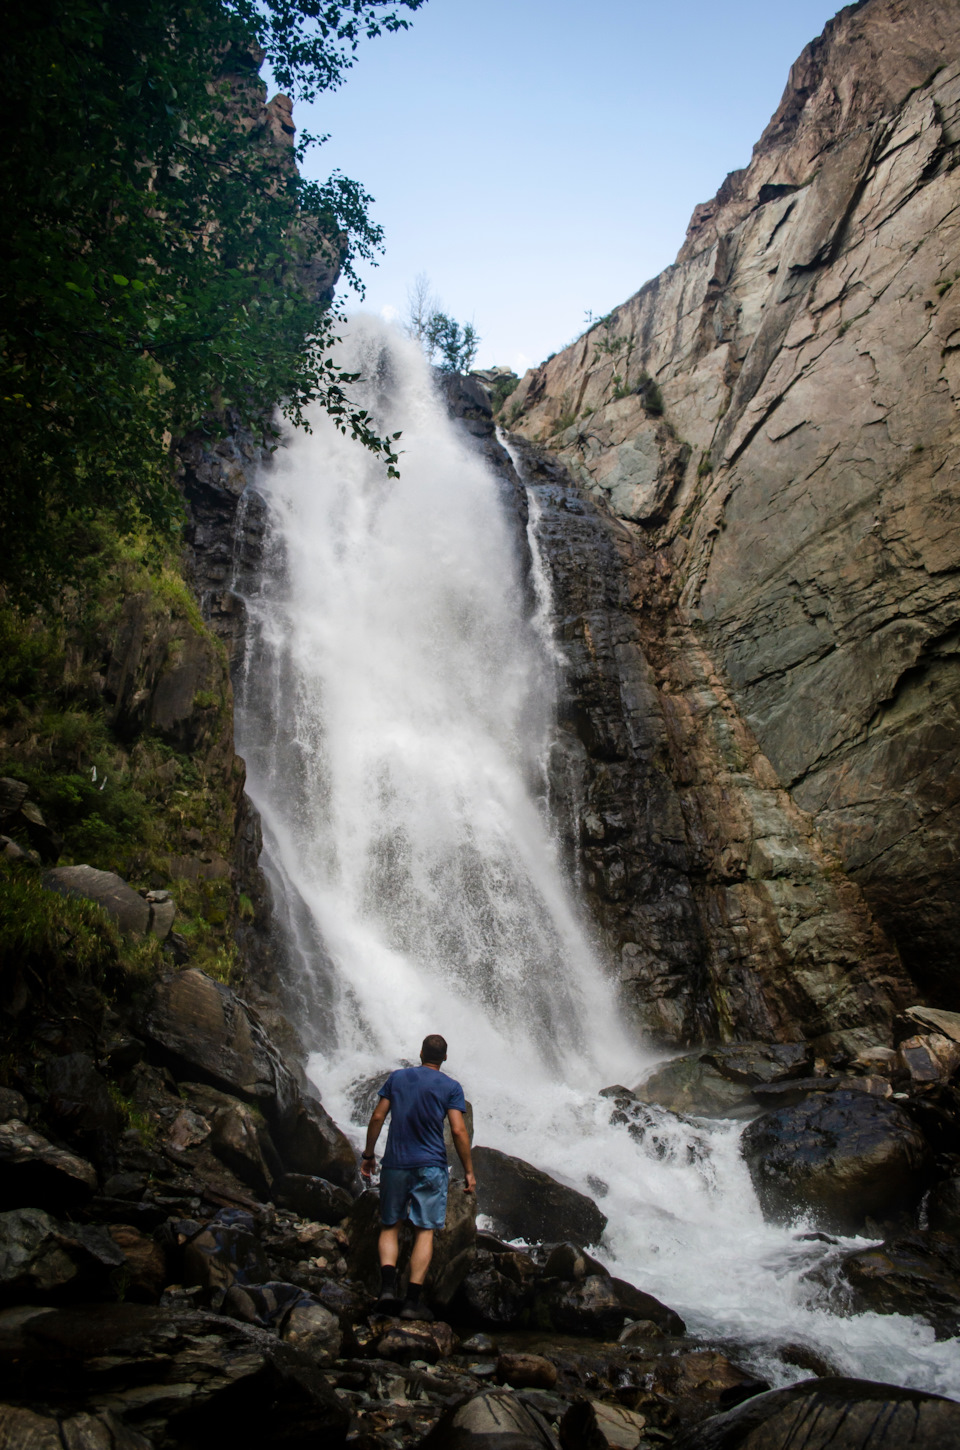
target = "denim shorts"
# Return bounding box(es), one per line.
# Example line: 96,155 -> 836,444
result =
379,1165 -> 449,1230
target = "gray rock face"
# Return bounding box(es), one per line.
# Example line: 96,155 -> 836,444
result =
741,1089 -> 931,1231
471,1145 -> 607,1246
506,441 -> 910,1049
504,0 -> 960,1017
673,1375 -> 960,1450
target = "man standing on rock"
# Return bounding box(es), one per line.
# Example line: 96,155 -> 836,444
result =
360,1033 -> 476,1320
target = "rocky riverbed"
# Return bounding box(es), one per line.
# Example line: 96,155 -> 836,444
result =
0,860 -> 959,1448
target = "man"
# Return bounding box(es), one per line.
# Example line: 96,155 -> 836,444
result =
360,1033 -> 476,1320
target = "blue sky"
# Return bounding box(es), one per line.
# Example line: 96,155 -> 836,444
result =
291,0 -> 845,371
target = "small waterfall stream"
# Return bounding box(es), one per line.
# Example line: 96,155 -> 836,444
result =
235,316 -> 958,1399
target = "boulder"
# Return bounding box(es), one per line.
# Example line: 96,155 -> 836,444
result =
454,1255 -> 535,1329
542,1242 -> 607,1282
496,1352 -> 557,1389
136,969 -> 296,1119
648,1349 -> 768,1422
0,1119 -> 97,1211
632,1056 -> 756,1119
702,1042 -> 813,1086
107,1224 -> 168,1304
281,1296 -> 342,1361
43,865 -> 149,935
0,1207 -> 125,1303
905,1006 -> 960,1045
472,1145 -> 607,1244
830,1232 -> 960,1339
559,1399 -> 647,1450
273,1173 -> 353,1223
740,1090 -> 931,1231
209,1100 -> 281,1199
534,1273 -> 684,1339
376,1318 -> 458,1364
673,1376 -> 960,1449
276,1093 -> 360,1193
419,1388 -> 558,1450
898,1034 -> 960,1084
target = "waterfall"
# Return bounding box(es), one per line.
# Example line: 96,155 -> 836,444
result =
235,316 -> 958,1399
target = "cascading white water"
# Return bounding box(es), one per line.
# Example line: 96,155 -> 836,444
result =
235,316 -> 959,1399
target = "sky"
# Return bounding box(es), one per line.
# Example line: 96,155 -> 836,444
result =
288,0 -> 846,372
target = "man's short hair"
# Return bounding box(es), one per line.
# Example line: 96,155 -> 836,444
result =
421,1034 -> 447,1064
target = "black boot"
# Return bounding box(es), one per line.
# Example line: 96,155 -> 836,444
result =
400,1281 -> 433,1321
377,1263 -> 401,1313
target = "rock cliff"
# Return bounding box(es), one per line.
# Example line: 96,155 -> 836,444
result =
505,0 -> 960,1020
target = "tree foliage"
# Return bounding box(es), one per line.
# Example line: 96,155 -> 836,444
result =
403,274 -> 480,374
2,0 -> 423,598
425,313 -> 481,374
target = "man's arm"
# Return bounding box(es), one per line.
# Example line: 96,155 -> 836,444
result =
361,1097 -> 390,1181
447,1108 -> 476,1194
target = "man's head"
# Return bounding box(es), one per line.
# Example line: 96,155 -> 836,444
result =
420,1033 -> 448,1065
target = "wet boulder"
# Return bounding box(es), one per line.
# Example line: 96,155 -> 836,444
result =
419,1388 -> 558,1450
454,1252 -> 536,1328
632,1056 -> 757,1119
648,1349 -> 768,1424
0,1119 -> 97,1211
702,1042 -> 813,1086
534,1272 -> 684,1339
673,1376 -> 960,1449
472,1145 -> 607,1245
740,1090 -> 931,1232
830,1232 -> 960,1339
273,1172 -> 353,1223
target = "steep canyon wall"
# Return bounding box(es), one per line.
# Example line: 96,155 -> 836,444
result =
505,0 -> 960,1030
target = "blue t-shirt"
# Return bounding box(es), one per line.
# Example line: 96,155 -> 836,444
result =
379,1065 -> 466,1169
